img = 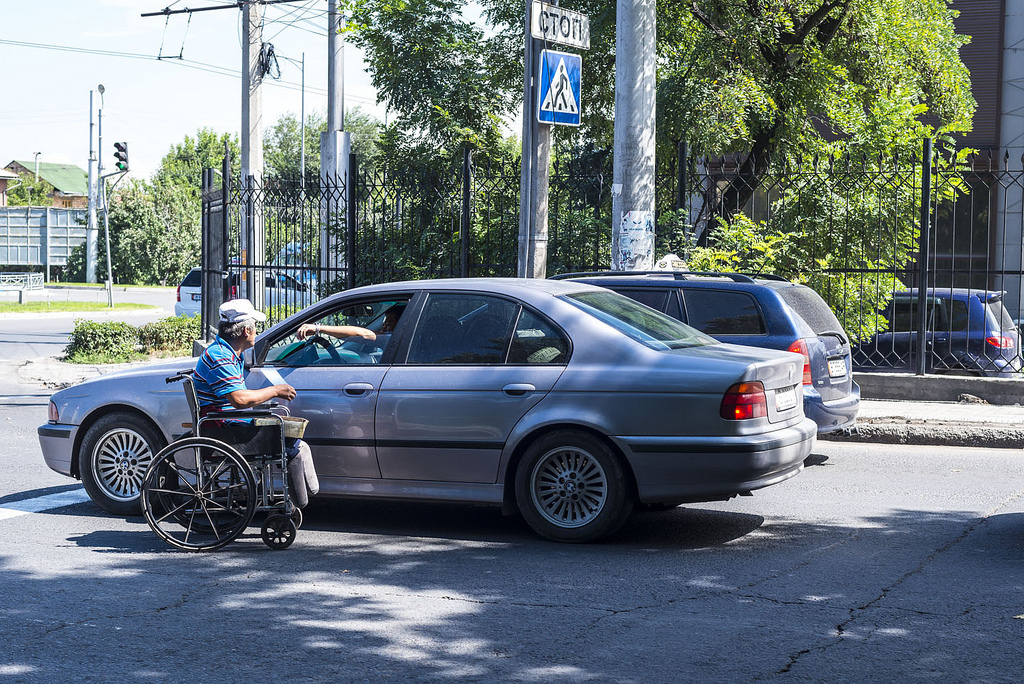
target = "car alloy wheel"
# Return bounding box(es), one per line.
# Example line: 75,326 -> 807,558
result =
515,430 -> 632,543
79,413 -> 164,515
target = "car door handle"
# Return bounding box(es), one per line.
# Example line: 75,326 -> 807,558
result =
343,382 -> 375,396
503,383 -> 536,397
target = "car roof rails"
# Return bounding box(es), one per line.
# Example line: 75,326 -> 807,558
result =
552,270 -> 784,284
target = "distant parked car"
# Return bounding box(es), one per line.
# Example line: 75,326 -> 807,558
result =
852,288 -> 1023,377
174,267 -> 312,317
555,271 -> 860,435
39,277 -> 815,543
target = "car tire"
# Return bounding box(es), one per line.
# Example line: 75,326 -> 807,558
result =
514,430 -> 633,543
79,412 -> 165,516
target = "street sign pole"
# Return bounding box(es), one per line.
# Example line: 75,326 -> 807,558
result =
520,2 -> 589,279
518,2 -> 551,279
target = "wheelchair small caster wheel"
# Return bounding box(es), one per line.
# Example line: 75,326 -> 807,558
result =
290,507 -> 303,530
262,514 -> 297,549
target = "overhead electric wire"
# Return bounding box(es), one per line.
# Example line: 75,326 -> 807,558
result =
0,36 -> 382,103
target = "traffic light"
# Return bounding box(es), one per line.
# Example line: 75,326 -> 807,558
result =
113,142 -> 129,172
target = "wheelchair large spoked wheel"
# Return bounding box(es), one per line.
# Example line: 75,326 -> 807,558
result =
141,437 -> 256,551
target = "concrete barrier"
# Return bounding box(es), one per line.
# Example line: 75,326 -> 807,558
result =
855,372 -> 1024,405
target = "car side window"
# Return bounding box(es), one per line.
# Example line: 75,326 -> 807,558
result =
615,288 -> 682,320
509,308 -> 570,364
683,291 -> 766,335
891,297 -> 942,332
406,294 -> 518,364
263,298 -> 408,367
948,299 -> 969,331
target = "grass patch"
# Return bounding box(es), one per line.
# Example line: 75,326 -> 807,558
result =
66,350 -> 152,364
0,302 -> 159,314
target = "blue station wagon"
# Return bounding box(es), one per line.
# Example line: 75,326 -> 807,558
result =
557,271 -> 860,434
852,288 -> 1023,377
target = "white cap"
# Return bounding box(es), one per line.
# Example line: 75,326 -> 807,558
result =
219,298 -> 267,324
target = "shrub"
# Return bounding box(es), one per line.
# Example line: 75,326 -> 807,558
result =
64,316 -> 200,363
64,319 -> 140,363
138,315 -> 202,352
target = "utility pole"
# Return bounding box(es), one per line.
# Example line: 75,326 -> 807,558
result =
321,0 -> 351,290
241,0 -> 265,307
97,84 -> 115,308
518,2 -> 552,279
86,90 -> 98,283
611,0 -> 656,270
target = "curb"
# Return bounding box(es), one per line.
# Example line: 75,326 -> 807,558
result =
820,423 -> 1024,449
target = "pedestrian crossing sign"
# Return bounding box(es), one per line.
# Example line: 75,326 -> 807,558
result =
537,49 -> 582,126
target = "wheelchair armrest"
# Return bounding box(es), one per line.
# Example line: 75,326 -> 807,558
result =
205,409 -> 275,419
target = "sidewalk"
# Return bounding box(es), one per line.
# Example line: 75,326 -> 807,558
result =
822,398 -> 1024,449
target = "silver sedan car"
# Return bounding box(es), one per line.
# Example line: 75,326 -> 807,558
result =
39,278 -> 816,542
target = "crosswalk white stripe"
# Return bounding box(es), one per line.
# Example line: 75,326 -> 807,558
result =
0,489 -> 91,521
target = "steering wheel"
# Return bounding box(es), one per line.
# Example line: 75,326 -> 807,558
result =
307,334 -> 343,362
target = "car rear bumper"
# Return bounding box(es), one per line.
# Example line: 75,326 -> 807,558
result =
619,418 -> 816,504
806,381 -> 861,434
37,423 -> 78,477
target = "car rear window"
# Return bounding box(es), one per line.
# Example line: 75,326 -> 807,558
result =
683,290 -> 766,335
563,291 -> 716,350
180,269 -> 201,287
985,296 -> 1016,331
775,285 -> 844,334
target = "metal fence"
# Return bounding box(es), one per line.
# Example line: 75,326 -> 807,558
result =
203,142 -> 1024,375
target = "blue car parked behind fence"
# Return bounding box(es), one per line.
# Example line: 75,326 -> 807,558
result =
852,288 -> 1023,377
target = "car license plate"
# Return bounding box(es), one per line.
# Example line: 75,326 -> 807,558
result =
828,357 -> 847,378
775,385 -> 798,412
191,293 -> 202,301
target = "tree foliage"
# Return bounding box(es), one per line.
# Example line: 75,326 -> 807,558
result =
5,173 -> 56,206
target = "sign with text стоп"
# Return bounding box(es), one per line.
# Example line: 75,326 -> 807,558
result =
531,1 -> 590,50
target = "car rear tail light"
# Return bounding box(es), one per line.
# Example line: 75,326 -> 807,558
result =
48,400 -> 59,423
986,335 -> 1015,349
720,382 -> 768,420
229,284 -> 238,299
176,285 -> 181,303
787,339 -> 813,385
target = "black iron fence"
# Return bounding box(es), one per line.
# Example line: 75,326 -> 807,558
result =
201,142 -> 1024,375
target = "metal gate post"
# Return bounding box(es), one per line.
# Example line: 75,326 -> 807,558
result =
461,147 -> 472,277
676,140 -> 687,212
346,152 -> 357,290
915,138 -> 933,375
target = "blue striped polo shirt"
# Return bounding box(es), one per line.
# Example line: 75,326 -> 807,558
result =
193,336 -> 246,416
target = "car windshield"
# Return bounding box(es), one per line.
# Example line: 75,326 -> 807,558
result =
562,290 -> 716,350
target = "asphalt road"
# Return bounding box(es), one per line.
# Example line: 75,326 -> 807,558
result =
3,296 -> 1023,681
3,397 -> 1023,682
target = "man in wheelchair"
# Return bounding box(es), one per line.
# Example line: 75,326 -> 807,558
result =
193,298 -> 319,508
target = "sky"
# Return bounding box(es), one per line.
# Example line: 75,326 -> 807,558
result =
0,0 -> 384,180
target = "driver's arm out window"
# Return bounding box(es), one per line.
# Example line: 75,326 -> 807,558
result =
264,299 -> 409,366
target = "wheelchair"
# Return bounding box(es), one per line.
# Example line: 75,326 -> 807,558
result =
140,370 -> 304,551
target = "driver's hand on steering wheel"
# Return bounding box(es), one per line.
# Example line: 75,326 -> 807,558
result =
296,323 -> 318,340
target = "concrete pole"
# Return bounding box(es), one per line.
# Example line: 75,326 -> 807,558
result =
611,0 -> 656,270
321,0 -> 351,291
241,1 -> 265,307
86,90 -> 98,283
518,2 -> 551,278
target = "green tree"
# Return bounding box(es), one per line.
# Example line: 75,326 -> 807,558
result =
150,128 -> 240,277
263,108 -> 383,178
6,173 -> 56,206
659,0 -> 975,214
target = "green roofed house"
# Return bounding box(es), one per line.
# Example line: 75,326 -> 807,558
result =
4,160 -> 89,209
